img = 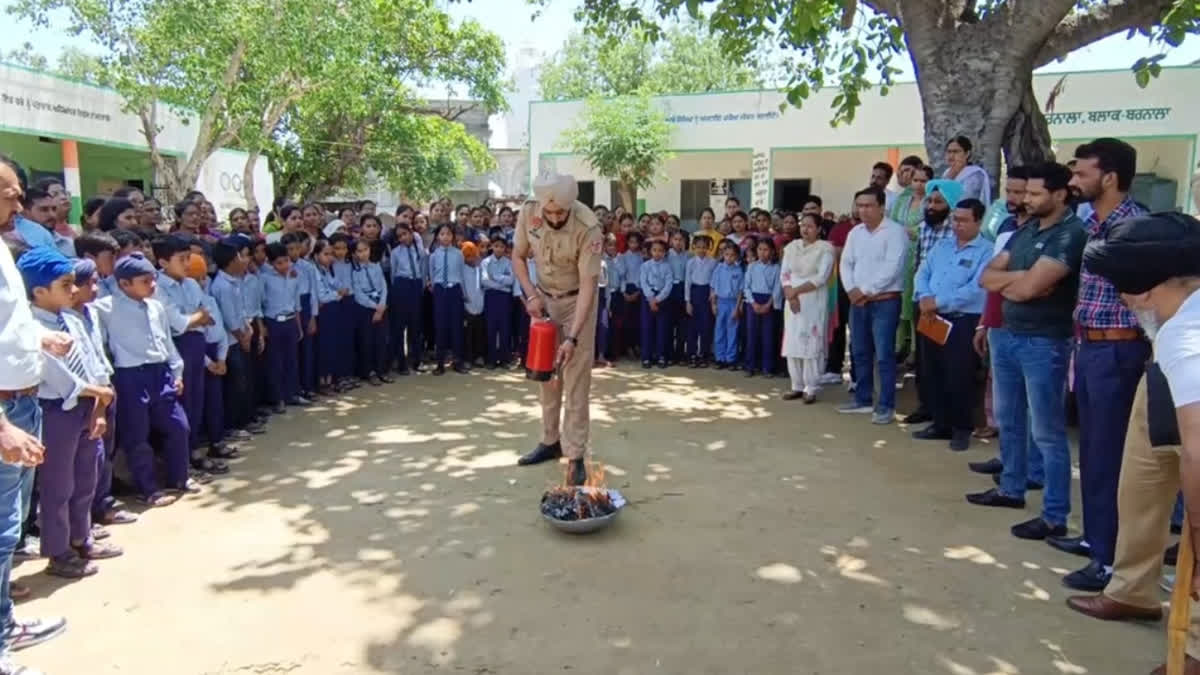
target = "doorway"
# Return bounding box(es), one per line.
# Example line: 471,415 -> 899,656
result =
773,179 -> 812,213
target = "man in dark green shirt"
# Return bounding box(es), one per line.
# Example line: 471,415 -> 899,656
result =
967,162 -> 1085,543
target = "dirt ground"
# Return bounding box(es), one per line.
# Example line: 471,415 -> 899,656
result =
16,367 -> 1167,674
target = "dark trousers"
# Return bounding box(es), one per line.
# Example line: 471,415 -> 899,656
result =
609,294 -> 625,358
316,301 -> 344,380
249,322 -> 268,408
202,342 -> 226,447
265,317 -> 300,403
1076,336 -> 1150,567
465,312 -> 486,363
485,289 -> 512,365
596,291 -> 610,360
174,331 -> 206,449
433,284 -> 465,365
669,282 -> 685,360
38,401 -> 101,559
223,346 -> 252,429
918,313 -> 980,433
299,294 -> 316,394
422,288 -> 436,355
354,304 -> 389,377
744,293 -> 776,374
640,295 -> 670,362
623,284 -> 641,355
686,284 -> 713,359
827,283 -> 851,374
514,297 -> 531,362
390,277 -> 424,369
91,403 -> 116,520
113,363 -> 189,498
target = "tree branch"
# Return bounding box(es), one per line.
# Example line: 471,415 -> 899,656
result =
860,0 -> 899,21
1035,0 -> 1176,68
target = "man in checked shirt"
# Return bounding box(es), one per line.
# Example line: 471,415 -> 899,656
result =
1054,139 -> 1150,593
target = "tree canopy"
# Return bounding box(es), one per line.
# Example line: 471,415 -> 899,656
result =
563,93 -> 673,212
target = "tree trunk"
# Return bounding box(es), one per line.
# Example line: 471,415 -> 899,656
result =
616,181 -> 634,212
242,151 -> 260,214
1001,78 -> 1056,169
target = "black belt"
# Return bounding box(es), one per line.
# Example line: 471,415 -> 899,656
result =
537,286 -> 579,300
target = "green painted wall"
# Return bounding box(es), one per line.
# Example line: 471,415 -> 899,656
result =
1,131 -> 153,199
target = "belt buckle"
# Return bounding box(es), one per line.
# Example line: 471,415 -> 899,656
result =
276,314 -> 290,322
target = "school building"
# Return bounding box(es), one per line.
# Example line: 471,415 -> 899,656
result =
528,66 -> 1200,227
0,61 -> 272,221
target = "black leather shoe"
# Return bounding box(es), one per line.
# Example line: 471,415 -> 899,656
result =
969,457 -> 1004,475
1046,535 -> 1091,558
518,441 -> 563,466
965,488 -> 1025,509
567,459 -> 587,486
992,474 -> 1044,490
1063,560 -> 1111,592
781,391 -> 804,401
1012,517 -> 1067,541
912,425 -> 952,441
453,362 -> 470,374
902,410 -> 932,425
949,430 -> 971,452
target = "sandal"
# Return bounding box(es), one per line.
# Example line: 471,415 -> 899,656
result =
171,478 -> 204,494
9,581 -> 31,601
46,554 -> 97,579
90,524 -> 111,540
138,492 -> 178,508
73,540 -> 123,560
98,509 -> 138,526
208,444 -> 240,460
191,456 -> 229,475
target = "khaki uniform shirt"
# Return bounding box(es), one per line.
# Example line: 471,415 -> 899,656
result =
514,200 -> 603,295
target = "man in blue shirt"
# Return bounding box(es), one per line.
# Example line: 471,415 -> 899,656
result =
912,198 -> 993,451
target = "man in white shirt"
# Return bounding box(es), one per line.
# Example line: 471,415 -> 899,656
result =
837,186 -> 910,424
1082,211 -> 1200,675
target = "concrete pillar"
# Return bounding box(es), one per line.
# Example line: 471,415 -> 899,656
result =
61,140 -> 81,226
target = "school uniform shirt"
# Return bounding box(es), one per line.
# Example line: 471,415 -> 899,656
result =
315,265 -> 342,305
743,260 -> 783,309
480,255 -> 514,292
350,261 -> 388,309
242,269 -> 265,321
331,260 -> 355,296
260,265 -> 303,320
667,249 -> 687,285
616,251 -> 645,291
67,304 -> 114,385
710,262 -> 745,301
97,274 -> 118,299
463,265 -> 484,316
92,291 -> 185,381
512,260 -> 539,298
685,255 -> 717,299
294,257 -> 321,317
913,234 -> 993,315
210,271 -> 251,337
429,246 -> 466,288
639,258 -> 673,303
602,255 -> 623,299
31,306 -> 101,411
390,243 -> 426,281
53,231 -> 77,259
200,293 -> 231,365
154,271 -> 208,336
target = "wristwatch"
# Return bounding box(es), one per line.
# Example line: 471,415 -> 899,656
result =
564,335 -> 578,345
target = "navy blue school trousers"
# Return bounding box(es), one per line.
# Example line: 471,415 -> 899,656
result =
202,342 -> 226,446
299,293 -> 316,394
433,284 -> 465,365
265,316 -> 300,403
113,363 -> 189,498
484,289 -> 512,365
173,331 -> 206,449
390,277 -> 424,369
640,296 -> 670,362
669,282 -> 685,360
354,303 -> 389,377
687,283 -> 713,359
744,293 -> 776,374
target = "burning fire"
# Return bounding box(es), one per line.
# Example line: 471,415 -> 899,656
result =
540,458 -> 616,521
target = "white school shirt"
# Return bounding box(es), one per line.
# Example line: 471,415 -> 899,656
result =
838,218 -> 909,297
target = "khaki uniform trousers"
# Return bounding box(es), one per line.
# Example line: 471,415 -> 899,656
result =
1105,374 -> 1198,656
540,293 -> 597,460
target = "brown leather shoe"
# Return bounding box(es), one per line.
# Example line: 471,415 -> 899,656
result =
1066,594 -> 1162,622
1150,655 -> 1200,674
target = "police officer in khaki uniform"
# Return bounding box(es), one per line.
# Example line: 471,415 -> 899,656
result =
513,174 -> 603,486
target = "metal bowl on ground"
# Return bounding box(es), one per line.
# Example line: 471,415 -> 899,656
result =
541,486 -> 627,534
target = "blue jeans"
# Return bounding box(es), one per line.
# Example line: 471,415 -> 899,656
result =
987,330 -> 1044,485
849,297 -> 901,412
990,329 -> 1071,526
0,395 -> 41,647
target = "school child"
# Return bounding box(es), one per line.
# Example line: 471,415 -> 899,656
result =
617,232 -> 645,358
328,234 -> 360,389
19,248 -> 121,577
310,240 -> 349,391
512,257 -> 538,364
497,206 -> 516,245
187,252 -> 239,474
743,238 -> 782,377
92,253 -> 194,507
282,232 -> 321,398
261,242 -> 309,410
710,242 -> 745,369
246,239 -> 272,414
639,239 -> 673,369
388,223 -> 425,374
91,229 -> 143,298
74,231 -> 119,292
667,230 -> 689,362
429,224 -> 468,374
480,236 -> 514,368
685,235 -> 717,366
69,259 -> 137,528
350,238 -> 392,385
461,242 -> 486,366
209,240 -> 264,436
595,234 -> 620,367
152,235 -> 214,462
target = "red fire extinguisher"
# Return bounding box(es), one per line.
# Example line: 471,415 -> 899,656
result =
525,318 -> 558,381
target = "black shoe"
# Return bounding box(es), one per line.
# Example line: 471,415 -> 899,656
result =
433,364 -> 446,376
715,362 -> 726,370
1011,517 -> 1067,541
642,361 -> 652,369
949,430 -> 971,451
902,410 -> 932,425
965,488 -> 1025,509
378,374 -> 395,384
518,441 -> 563,466
367,375 -> 383,386
1046,535 -> 1092,558
912,425 -> 952,441
699,359 -> 709,368
567,459 -> 587,486
453,363 -> 470,374
969,458 -> 1004,474
782,391 -> 804,401
1062,560 -> 1111,592
1165,542 -> 1179,567
656,359 -> 667,369
991,474 -> 1044,490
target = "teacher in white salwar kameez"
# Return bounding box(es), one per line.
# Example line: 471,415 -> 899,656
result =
780,213 -> 835,403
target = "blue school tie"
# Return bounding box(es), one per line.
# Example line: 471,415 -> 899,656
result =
408,246 -> 417,279
441,250 -> 448,286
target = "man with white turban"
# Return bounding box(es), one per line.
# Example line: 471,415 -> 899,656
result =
512,173 -> 603,485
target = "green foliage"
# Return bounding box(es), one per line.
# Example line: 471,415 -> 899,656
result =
538,18 -> 766,99
562,93 -> 673,206
4,42 -> 48,70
